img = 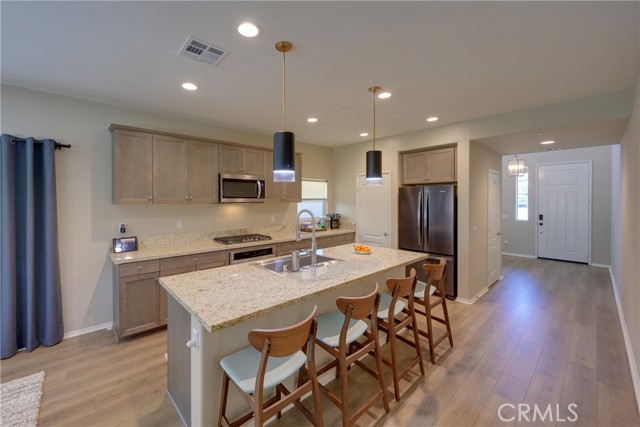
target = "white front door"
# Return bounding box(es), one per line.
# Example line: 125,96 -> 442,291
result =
356,172 -> 391,248
488,170 -> 502,285
537,162 -> 591,263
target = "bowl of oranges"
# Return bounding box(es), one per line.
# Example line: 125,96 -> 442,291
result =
353,244 -> 372,255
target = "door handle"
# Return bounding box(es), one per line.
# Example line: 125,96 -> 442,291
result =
497,232 -> 502,236
383,232 -> 388,237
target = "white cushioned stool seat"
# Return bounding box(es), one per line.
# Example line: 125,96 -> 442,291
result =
220,346 -> 306,394
316,311 -> 368,348
414,280 -> 437,299
377,293 -> 406,319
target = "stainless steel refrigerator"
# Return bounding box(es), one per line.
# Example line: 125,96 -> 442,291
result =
399,184 -> 457,298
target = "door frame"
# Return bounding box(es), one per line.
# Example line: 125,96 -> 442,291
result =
488,169 -> 502,285
535,160 -> 592,264
355,171 -> 392,248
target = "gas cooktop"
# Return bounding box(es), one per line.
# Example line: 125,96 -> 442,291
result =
214,234 -> 272,245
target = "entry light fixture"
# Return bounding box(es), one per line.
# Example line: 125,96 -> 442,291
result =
507,155 -> 525,177
273,41 -> 295,183
365,86 -> 383,186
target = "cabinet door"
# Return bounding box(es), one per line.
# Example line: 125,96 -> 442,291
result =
402,151 -> 429,185
160,266 -> 196,326
316,235 -> 338,249
153,135 -> 189,203
283,154 -> 303,202
338,232 -> 355,245
119,272 -> 161,337
218,145 -> 244,174
426,147 -> 456,183
112,129 -> 154,204
188,141 -> 218,203
243,148 -> 266,177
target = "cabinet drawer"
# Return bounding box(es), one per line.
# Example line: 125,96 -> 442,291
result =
337,233 -> 355,244
197,260 -> 228,271
119,260 -> 160,278
316,235 -> 338,249
276,241 -> 300,256
160,251 -> 227,271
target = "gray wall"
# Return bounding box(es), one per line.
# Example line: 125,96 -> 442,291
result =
500,146 -> 613,265
611,68 -> 640,402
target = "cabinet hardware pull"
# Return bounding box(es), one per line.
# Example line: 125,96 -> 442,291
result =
138,266 -> 143,270
148,196 -> 152,201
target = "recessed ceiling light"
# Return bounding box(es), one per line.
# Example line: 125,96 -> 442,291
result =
360,132 -> 369,137
307,117 -> 318,123
238,22 -> 261,38
377,92 -> 392,99
540,140 -> 555,145
181,82 -> 198,91
426,116 -> 438,122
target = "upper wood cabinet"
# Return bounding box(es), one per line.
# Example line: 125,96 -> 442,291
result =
218,145 -> 265,177
153,136 -> 218,204
402,147 -> 456,185
265,152 -> 302,202
112,129 -> 154,204
112,125 -> 219,204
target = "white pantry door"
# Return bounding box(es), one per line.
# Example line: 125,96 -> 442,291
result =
487,170 -> 502,285
537,162 -> 591,263
355,172 -> 391,248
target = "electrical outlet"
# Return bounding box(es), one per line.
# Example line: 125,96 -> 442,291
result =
176,219 -> 183,229
186,329 -> 199,351
504,239 -> 508,245
118,223 -> 126,234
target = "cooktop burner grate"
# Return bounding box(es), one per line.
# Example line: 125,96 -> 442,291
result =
214,234 -> 272,245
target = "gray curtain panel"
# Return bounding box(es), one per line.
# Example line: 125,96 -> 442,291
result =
1,134 -> 64,359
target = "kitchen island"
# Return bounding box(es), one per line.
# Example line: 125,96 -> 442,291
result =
160,244 -> 427,426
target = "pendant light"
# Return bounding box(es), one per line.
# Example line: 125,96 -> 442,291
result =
507,154 -> 525,177
365,86 -> 383,186
273,41 -> 295,183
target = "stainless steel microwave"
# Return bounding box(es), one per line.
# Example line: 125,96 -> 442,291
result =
219,174 -> 266,203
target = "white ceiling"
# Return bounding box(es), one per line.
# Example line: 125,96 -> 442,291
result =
2,2 -> 638,151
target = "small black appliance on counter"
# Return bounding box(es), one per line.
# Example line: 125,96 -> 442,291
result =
327,213 -> 341,229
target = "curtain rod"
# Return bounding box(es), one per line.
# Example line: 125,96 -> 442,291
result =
10,137 -> 71,151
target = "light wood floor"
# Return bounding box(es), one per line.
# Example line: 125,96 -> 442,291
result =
2,256 -> 638,426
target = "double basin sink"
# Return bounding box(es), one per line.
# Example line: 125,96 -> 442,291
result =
253,251 -> 341,274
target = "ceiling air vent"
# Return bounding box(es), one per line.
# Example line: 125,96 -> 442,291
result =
178,36 -> 230,66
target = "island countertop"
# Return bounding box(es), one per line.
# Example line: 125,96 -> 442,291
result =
159,244 -> 427,333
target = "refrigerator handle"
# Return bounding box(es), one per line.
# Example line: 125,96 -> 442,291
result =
418,190 -> 423,247
424,190 -> 429,248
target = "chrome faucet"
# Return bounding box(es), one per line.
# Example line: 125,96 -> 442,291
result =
296,209 -> 317,267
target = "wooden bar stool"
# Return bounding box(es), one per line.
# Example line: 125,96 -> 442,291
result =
218,307 -> 324,427
373,268 -> 425,400
314,284 -> 390,427
413,258 -> 453,364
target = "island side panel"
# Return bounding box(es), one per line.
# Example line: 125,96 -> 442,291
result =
167,295 -> 192,426
189,267 -> 403,426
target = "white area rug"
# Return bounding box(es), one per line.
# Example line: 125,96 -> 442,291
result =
0,371 -> 45,427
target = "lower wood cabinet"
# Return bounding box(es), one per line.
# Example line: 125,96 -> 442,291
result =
113,251 -> 228,341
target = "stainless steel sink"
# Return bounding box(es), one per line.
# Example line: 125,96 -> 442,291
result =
253,252 -> 341,274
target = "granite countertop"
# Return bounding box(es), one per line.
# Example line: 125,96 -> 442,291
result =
159,245 -> 427,333
109,226 -> 355,265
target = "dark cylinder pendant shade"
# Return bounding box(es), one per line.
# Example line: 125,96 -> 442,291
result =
273,131 -> 295,182
366,149 -> 382,182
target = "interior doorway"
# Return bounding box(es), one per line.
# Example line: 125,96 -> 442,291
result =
537,161 -> 591,263
488,170 -> 502,285
355,172 -> 391,248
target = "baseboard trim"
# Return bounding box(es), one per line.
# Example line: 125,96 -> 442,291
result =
590,263 -> 611,269
608,267 -> 640,412
63,322 -> 113,339
501,252 -> 537,259
456,286 -> 489,305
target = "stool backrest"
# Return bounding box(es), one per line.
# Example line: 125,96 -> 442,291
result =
336,284 -> 380,320
248,306 -> 318,357
423,258 -> 447,293
385,268 -> 417,299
